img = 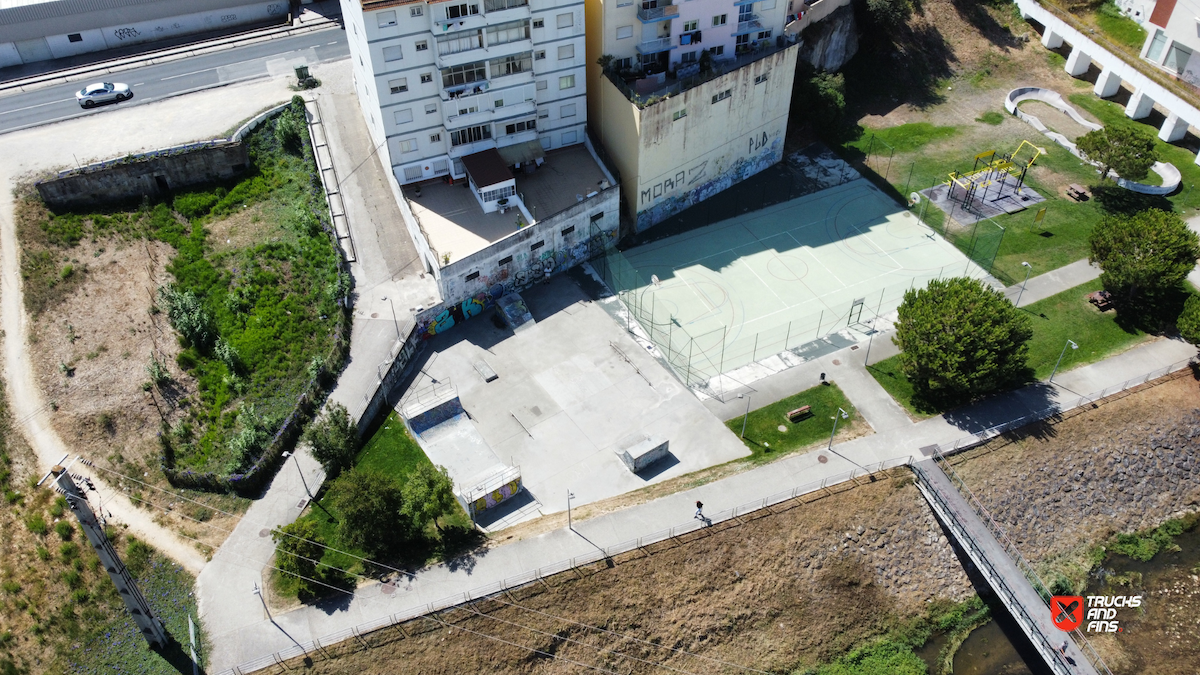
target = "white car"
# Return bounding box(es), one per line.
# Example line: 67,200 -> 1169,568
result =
76,82 -> 132,108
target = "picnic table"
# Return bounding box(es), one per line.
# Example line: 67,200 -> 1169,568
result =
1086,290 -> 1113,311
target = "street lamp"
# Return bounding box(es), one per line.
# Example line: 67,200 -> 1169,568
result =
828,407 -> 849,450
567,490 -> 575,531
1016,262 -> 1032,307
738,393 -> 752,438
1049,339 -> 1078,383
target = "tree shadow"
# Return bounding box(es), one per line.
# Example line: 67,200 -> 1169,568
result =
1091,182 -> 1176,214
843,6 -> 957,117
949,0 -> 1023,50
1110,285 -> 1194,335
937,376 -> 1061,437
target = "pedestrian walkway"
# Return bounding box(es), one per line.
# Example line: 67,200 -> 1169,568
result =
1003,259 -> 1100,308
207,331 -> 1197,672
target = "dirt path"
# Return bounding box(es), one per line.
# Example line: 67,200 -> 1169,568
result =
0,78 -> 300,574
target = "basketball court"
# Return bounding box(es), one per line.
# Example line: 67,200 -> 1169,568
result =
598,179 -> 988,394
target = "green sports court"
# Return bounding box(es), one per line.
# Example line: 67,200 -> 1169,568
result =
596,179 -> 990,392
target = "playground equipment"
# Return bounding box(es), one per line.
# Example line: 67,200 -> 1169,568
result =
945,141 -> 1043,211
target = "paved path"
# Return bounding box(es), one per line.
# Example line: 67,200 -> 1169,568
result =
1003,259 -> 1100,308
913,459 -> 1100,675
208,326 -> 1196,672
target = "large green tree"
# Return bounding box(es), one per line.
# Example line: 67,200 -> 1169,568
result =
271,519 -> 325,597
305,403 -> 358,478
1076,125 -> 1159,182
893,277 -> 1033,405
1089,208 -> 1200,302
331,469 -> 407,556
1177,295 -> 1200,345
401,463 -> 458,533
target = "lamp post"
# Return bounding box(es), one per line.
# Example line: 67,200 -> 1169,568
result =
738,393 -> 751,438
1016,261 -> 1032,307
1049,339 -> 1078,383
567,490 -> 575,531
828,408 -> 849,450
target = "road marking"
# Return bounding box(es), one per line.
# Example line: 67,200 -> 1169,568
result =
326,41 -> 338,45
0,97 -> 73,116
161,68 -> 214,81
133,82 -> 144,86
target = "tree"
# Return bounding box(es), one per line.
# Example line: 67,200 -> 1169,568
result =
1177,295 -> 1200,345
272,519 -> 324,597
866,0 -> 912,26
1076,125 -> 1159,182
331,469 -> 407,555
305,403 -> 358,478
893,277 -> 1033,405
1089,209 -> 1200,302
402,463 -> 458,533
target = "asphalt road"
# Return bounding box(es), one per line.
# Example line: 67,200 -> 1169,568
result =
0,29 -> 349,135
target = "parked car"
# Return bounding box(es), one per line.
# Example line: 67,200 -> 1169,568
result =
76,82 -> 132,108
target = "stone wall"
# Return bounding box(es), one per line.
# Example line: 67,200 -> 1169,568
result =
796,3 -> 859,72
36,142 -> 248,210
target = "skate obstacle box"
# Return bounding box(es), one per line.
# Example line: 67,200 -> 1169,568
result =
616,434 -> 669,473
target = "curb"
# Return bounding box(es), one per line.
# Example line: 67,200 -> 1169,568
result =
0,17 -> 342,97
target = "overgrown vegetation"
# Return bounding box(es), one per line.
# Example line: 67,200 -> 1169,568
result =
1104,513 -> 1200,563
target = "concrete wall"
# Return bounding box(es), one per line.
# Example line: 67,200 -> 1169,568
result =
632,44 -> 796,230
414,185 -> 620,338
36,142 -> 248,209
0,0 -> 286,68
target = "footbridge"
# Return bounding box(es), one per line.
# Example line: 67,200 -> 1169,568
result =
911,454 -> 1111,675
1016,0 -> 1200,159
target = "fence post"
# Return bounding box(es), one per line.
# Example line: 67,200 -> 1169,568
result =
783,321 -> 791,351
815,310 -> 823,338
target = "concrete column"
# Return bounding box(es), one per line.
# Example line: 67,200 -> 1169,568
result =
1064,48 -> 1091,76
1125,89 -> 1155,119
1041,30 -> 1063,49
1093,68 -> 1121,98
1159,113 -> 1189,142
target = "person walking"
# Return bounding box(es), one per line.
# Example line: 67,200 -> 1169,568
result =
1059,640 -> 1068,655
694,500 -> 704,519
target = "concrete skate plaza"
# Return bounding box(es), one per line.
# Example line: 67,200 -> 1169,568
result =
616,179 -> 986,379
396,275 -> 750,527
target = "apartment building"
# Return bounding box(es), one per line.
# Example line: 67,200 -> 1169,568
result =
340,0 -> 589,190
585,0 -> 800,230
1115,0 -> 1200,86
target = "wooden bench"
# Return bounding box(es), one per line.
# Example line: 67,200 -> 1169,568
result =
786,406 -> 812,422
1067,184 -> 1088,201
1086,290 -> 1113,311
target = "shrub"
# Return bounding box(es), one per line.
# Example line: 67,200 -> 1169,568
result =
1,581 -> 19,594
228,404 -> 274,471
157,286 -> 215,350
305,403 -> 358,478
54,520 -> 73,540
60,570 -> 82,589
146,356 -> 171,385
125,538 -> 153,577
59,542 -> 79,560
24,513 -> 47,535
1177,295 -> 1200,345
332,469 -> 409,556
214,337 -> 241,373
272,520 -> 325,597
35,546 -> 49,561
173,189 -> 225,219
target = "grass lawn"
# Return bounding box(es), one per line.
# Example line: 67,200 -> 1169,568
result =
724,383 -> 859,460
868,280 -> 1151,415
355,411 -> 430,479
1023,278 -> 1151,379
1093,2 -> 1147,52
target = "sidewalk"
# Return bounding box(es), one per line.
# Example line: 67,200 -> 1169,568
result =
207,330 -> 1197,672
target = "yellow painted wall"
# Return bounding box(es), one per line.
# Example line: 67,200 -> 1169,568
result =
597,76 -> 644,220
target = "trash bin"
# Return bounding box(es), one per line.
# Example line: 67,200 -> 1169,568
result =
294,65 -> 310,81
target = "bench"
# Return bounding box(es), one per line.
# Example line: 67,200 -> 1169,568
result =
1086,290 -> 1113,311
786,405 -> 812,422
1067,184 -> 1088,201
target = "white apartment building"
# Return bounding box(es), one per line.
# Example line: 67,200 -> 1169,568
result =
339,0 -> 589,190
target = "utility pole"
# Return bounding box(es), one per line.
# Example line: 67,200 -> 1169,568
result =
39,456 -> 170,650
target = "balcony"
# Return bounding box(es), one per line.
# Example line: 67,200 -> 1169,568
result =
637,3 -> 678,23
487,69 -> 535,89
483,3 -> 530,23
433,33 -> 485,69
442,80 -> 490,102
435,12 -> 487,33
733,15 -> 764,36
444,93 -> 536,130
448,137 -> 498,159
636,36 -> 676,55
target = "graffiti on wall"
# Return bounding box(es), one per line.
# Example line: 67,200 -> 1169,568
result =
636,131 -> 784,232
472,477 -> 522,513
113,27 -> 141,41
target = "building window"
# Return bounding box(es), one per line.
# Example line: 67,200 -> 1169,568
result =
557,12 -> 573,28
485,0 -> 529,10
425,103 -> 438,114
438,30 -> 483,55
617,0 -> 632,5
710,45 -> 724,55
499,255 -> 513,265
421,73 -> 433,83
683,20 -> 698,31
535,50 -> 546,59
389,78 -> 408,94
458,104 -> 479,115
482,185 -> 516,201
537,79 -> 547,90
590,211 -> 604,222
681,50 -> 697,63
559,74 -> 575,89
394,108 -> 414,124
68,33 -> 83,42
616,25 -> 633,39
495,98 -> 505,107
615,57 -> 632,70
383,45 -> 403,62
404,165 -> 423,181
672,108 -> 687,121
487,19 -> 530,46
533,18 -> 544,28
1147,28 -> 1169,62
442,61 -> 487,87
465,271 -> 480,281
561,130 -> 577,144
411,6 -> 424,17
562,225 -> 575,235
399,138 -> 418,153
446,3 -> 480,20
538,107 -> 549,118
712,88 -> 731,103
416,40 -> 429,51
530,240 -> 545,250
450,124 -> 492,146
560,103 -> 576,117
431,133 -> 442,142
1165,42 -> 1193,74
490,53 -> 532,77
558,44 -> 574,60
504,119 -> 536,134
377,10 -> 397,27
757,30 -> 772,40
755,72 -> 769,84
712,14 -> 726,26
